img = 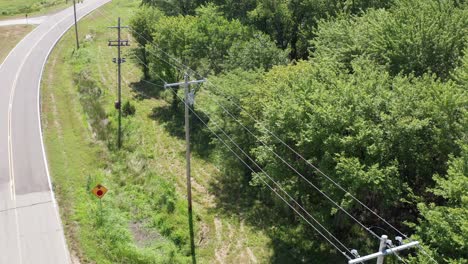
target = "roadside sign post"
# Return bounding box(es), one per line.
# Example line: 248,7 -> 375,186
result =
91,184 -> 108,224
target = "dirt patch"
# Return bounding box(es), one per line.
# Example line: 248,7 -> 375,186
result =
0,24 -> 34,63
129,221 -> 162,248
214,217 -> 236,264
197,221 -> 209,247
70,251 -> 81,264
246,247 -> 258,263
192,177 -> 215,208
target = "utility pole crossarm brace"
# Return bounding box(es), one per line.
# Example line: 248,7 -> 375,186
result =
164,79 -> 207,88
108,40 -> 130,46
108,26 -> 129,28
348,236 -> 419,264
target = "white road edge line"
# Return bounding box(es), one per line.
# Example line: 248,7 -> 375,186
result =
37,1 -> 111,261
6,0 -> 110,262
1,22 -> 43,203
8,104 -> 15,201
1,11 -> 43,203
1,15 -> 43,201
13,204 -> 23,264
6,8 -> 78,263
7,5 -> 78,201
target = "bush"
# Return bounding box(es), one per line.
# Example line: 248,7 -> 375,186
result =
122,101 -> 136,117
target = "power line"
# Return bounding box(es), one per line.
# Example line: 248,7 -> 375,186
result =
136,53 -> 357,255
202,84 -> 431,261
92,6 -> 436,263
199,89 -> 388,237
129,54 -> 355,259
199,80 -> 438,263
121,23 -> 409,243
132,47 -> 382,243
126,31 -> 420,258
116,53 -> 412,264
164,81 -> 354,261
126,30 -> 434,260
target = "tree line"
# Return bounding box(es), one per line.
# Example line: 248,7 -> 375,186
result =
131,0 -> 467,263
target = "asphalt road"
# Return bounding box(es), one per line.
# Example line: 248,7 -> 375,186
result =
0,0 -> 110,263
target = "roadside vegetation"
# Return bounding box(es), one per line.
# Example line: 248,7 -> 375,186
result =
0,0 -> 70,19
42,0 -> 270,263
0,25 -> 34,63
41,0 -> 467,263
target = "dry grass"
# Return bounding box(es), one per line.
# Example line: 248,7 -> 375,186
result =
0,25 -> 34,63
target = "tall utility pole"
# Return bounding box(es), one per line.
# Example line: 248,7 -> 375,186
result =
164,74 -> 206,264
73,0 -> 79,49
108,17 -> 129,149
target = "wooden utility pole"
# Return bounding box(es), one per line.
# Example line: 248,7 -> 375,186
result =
73,0 -> 79,49
108,17 -> 129,149
164,74 -> 205,264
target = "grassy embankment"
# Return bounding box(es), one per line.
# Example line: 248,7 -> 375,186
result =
0,25 -> 34,63
0,0 -> 70,19
41,0 -> 271,263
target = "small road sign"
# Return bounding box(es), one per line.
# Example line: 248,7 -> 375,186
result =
91,184 -> 108,199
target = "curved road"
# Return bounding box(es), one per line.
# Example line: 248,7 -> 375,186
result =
0,0 -> 110,263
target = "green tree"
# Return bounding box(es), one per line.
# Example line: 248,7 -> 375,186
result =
453,48 -> 468,85
130,7 -> 163,79
312,0 -> 468,79
207,0 -> 391,59
247,0 -> 293,51
139,4 -> 287,81
140,0 -> 207,15
414,143 -> 468,263
205,57 -> 466,260
225,32 -> 289,71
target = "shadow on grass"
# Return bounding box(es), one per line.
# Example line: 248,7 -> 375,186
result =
129,79 -> 163,100
207,163 -> 346,263
130,78 -> 215,157
130,78 -> 343,263
142,92 -> 214,159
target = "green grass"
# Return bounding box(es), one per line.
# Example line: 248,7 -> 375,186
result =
41,0 -> 271,263
0,24 -> 34,63
0,0 -> 70,19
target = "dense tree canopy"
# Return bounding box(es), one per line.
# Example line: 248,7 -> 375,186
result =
131,0 -> 467,262
312,0 -> 468,79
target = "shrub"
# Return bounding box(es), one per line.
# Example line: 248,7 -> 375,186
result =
122,101 -> 136,117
